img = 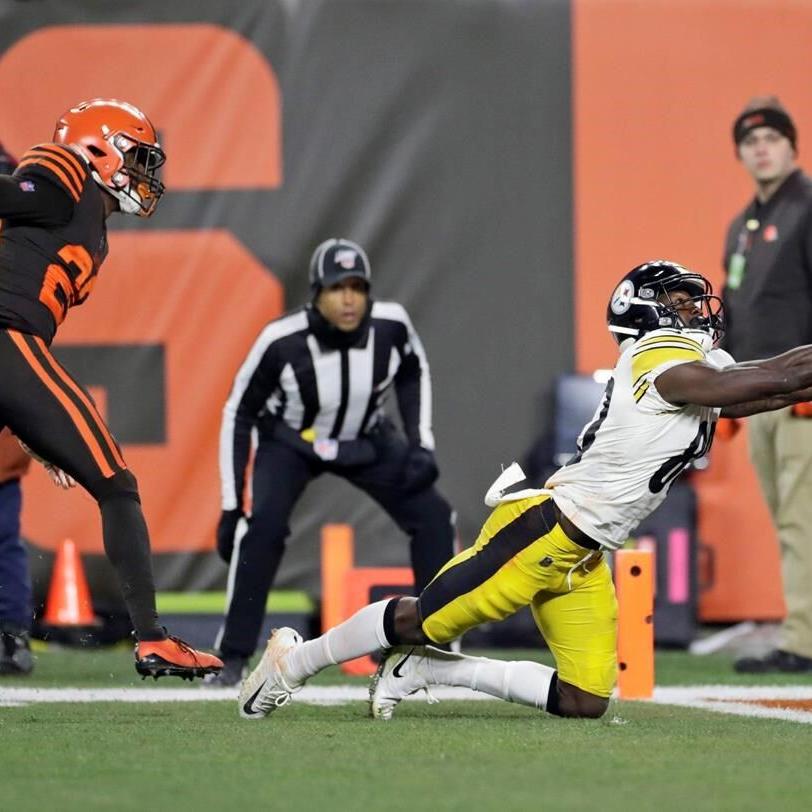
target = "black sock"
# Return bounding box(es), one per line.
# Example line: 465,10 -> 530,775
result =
100,495 -> 164,640
382,597 -> 402,646
545,672 -> 563,717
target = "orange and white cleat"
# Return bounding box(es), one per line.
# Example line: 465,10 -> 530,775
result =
135,635 -> 223,681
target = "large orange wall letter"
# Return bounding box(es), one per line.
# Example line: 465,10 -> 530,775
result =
0,24 -> 284,554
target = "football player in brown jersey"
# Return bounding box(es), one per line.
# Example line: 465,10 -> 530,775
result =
0,100 -> 222,680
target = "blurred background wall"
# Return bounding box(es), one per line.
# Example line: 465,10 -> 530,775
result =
0,0 -> 809,623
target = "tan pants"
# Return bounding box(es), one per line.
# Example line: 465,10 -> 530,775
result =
749,407 -> 812,658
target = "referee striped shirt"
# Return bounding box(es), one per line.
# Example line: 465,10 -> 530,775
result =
220,301 -> 435,510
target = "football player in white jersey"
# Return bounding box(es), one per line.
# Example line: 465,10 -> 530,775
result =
236,261 -> 812,722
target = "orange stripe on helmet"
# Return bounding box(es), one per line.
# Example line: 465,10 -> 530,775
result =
7,330 -> 114,478
34,336 -> 128,470
17,156 -> 81,202
31,144 -> 86,191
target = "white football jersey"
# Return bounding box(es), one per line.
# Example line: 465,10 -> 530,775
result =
545,328 -> 735,550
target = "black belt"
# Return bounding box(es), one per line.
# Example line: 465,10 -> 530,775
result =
548,500 -> 602,551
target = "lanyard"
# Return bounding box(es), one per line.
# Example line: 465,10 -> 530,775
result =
727,211 -> 760,290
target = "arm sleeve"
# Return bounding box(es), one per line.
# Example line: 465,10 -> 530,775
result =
0,172 -> 74,226
219,328 -> 283,510
392,305 -> 435,450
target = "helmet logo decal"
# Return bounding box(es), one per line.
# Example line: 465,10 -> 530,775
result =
610,279 -> 635,314
335,249 -> 358,269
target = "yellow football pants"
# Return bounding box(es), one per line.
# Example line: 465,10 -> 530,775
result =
418,494 -> 618,697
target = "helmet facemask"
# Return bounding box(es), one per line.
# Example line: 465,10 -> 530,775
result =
105,134 -> 165,216
650,276 -> 725,343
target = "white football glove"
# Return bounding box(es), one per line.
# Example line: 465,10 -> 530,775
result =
17,439 -> 77,489
43,463 -> 77,490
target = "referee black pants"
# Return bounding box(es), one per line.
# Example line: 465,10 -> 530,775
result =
218,435 -> 455,658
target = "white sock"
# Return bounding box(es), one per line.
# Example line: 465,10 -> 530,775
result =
285,599 -> 392,685
423,648 -> 556,710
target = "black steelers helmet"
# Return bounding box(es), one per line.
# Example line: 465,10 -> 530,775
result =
606,260 -> 724,345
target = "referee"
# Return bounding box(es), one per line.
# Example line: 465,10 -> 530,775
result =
209,238 -> 455,684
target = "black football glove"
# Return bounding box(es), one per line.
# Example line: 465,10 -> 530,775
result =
401,446 -> 439,494
216,509 -> 244,563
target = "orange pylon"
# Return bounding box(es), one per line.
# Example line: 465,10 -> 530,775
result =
320,524 -> 354,633
43,538 -> 96,626
616,549 -> 654,699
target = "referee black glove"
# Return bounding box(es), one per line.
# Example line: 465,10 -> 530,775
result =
401,446 -> 439,494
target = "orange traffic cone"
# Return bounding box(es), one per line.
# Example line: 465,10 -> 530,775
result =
43,539 -> 97,626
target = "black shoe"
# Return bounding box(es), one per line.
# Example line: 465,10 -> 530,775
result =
0,624 -> 34,675
734,649 -> 812,674
202,655 -> 248,687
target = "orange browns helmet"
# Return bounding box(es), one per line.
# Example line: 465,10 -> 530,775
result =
53,99 -> 165,217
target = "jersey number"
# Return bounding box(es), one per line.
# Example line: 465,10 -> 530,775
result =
648,419 -> 715,494
566,378 -> 615,467
39,244 -> 96,325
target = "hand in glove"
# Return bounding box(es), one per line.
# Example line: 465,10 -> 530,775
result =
17,438 -> 77,489
216,509 -> 244,563
401,446 -> 439,494
43,463 -> 77,490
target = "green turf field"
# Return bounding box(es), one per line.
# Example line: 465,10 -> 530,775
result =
3,646 -> 812,811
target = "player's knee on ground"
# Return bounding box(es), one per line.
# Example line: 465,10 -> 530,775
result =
553,680 -> 609,719
90,469 -> 140,504
392,597 -> 430,645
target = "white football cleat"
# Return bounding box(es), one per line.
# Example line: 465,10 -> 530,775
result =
368,646 -> 438,721
238,627 -> 303,720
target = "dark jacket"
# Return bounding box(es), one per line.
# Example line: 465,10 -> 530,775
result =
722,169 -> 812,361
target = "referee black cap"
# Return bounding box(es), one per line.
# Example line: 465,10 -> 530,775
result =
309,238 -> 371,294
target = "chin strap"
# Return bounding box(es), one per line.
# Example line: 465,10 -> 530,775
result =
91,170 -> 142,215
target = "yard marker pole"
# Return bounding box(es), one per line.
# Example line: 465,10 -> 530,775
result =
320,524 -> 354,632
615,549 -> 654,699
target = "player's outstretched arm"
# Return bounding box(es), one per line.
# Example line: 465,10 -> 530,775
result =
749,344 -> 812,374
719,383 -> 812,418
656,359 -> 812,409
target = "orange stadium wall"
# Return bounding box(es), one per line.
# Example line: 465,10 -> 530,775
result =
573,0 -> 812,620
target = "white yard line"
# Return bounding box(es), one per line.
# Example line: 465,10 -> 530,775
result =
650,685 -> 812,725
0,684 -> 488,707
4,684 -> 812,725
